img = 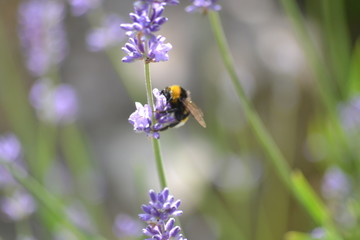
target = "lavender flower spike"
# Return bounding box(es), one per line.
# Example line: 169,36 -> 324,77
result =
185,0 -> 221,13
120,4 -> 168,38
139,188 -> 187,240
29,79 -> 79,125
121,0 -> 177,63
18,0 -> 67,77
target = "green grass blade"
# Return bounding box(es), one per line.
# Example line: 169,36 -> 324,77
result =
2,162 -> 107,240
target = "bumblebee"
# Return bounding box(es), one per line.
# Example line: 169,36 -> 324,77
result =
159,85 -> 206,130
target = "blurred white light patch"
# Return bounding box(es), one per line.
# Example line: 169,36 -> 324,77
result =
213,154 -> 262,191
163,137 -> 216,212
256,25 -> 305,76
226,0 -> 277,25
53,228 -> 78,240
186,214 -> 219,240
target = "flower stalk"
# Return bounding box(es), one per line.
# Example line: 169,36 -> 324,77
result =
208,11 -> 292,186
207,12 -> 342,237
144,62 -> 167,189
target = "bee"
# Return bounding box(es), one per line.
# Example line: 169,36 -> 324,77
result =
159,85 -> 206,130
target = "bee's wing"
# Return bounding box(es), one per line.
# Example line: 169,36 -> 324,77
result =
183,99 -> 206,128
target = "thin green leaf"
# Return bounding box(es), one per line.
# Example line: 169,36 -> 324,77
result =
346,39 -> 360,97
291,170 -> 328,225
285,231 -> 313,240
2,162 -> 107,240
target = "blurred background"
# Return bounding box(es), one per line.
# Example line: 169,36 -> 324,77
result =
0,0 -> 360,239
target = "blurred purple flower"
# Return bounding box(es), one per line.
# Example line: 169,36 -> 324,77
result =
29,79 -> 78,124
0,134 -> 21,162
139,188 -> 186,240
87,14 -> 125,52
321,166 -> 351,199
113,213 -> 142,238
185,0 -> 221,13
129,88 -> 177,138
1,190 -> 36,221
310,227 -> 326,239
0,133 -> 28,187
67,0 -> 102,16
338,96 -> 360,133
18,0 -> 67,77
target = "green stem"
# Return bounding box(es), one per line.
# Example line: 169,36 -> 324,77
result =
208,11 -> 291,187
207,12 -> 341,237
153,138 -> 167,189
278,0 -> 349,156
321,0 -> 350,97
144,62 -> 167,189
2,162 -> 107,240
144,63 -> 155,118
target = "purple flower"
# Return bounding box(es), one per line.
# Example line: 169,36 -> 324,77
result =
338,96 -> 360,133
121,37 -> 145,62
152,88 -> 176,130
139,188 -> 186,240
143,218 -> 186,240
86,14 -> 125,52
185,0 -> 221,13
1,190 -> 36,221
148,36 -> 172,62
113,214 -> 142,238
29,79 -> 78,124
121,4 -> 167,38
310,227 -> 326,239
0,133 -> 28,188
18,0 -> 67,77
122,35 -> 172,63
121,0 -> 177,63
67,0 -> 102,16
0,134 -> 21,162
0,134 -> 22,187
129,102 -> 153,135
321,166 -> 350,199
129,88 -> 177,138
